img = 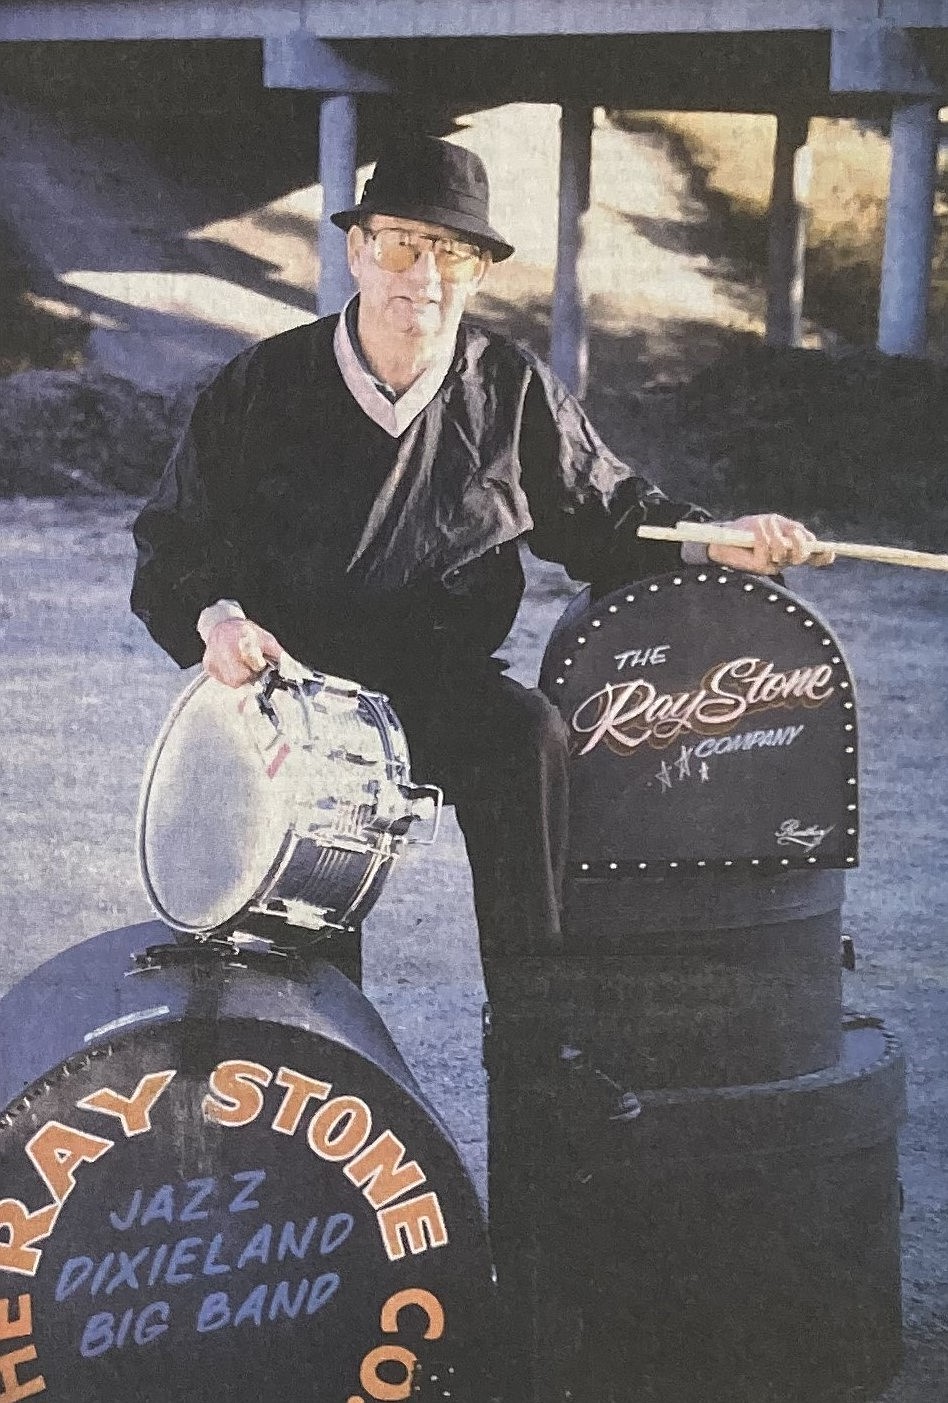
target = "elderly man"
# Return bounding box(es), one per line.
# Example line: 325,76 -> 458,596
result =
131,134 -> 828,982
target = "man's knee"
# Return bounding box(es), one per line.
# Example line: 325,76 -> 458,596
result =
499,682 -> 570,760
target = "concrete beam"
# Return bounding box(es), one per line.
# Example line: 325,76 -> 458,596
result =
298,2 -> 883,40
765,113 -> 811,349
0,0 -> 893,44
317,93 -> 358,316
263,35 -> 392,91
831,25 -> 942,95
880,0 -> 948,22
878,99 -> 939,356
0,3 -> 302,41
549,104 -> 593,400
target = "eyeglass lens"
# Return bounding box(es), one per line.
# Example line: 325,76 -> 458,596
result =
368,228 -> 483,281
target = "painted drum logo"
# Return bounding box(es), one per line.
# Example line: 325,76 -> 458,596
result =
776,820 -> 835,852
571,654 -> 836,757
0,1060 -> 452,1402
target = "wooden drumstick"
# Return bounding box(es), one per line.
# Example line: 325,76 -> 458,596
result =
637,522 -> 948,573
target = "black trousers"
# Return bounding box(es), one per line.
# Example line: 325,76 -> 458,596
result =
317,669 -> 571,985
399,668 -> 572,967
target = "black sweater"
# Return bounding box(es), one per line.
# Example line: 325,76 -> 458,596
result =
131,315 -> 704,698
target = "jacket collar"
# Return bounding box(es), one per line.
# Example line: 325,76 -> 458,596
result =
333,296 -> 456,438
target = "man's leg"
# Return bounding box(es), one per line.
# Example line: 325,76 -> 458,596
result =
448,675 -> 571,967
438,678 -> 570,1402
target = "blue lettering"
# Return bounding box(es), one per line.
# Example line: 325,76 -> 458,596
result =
277,1218 -> 318,1263
267,1279 -> 310,1322
236,1223 -> 272,1270
105,1247 -> 149,1296
164,1236 -> 203,1286
141,1185 -> 175,1227
307,1274 -> 340,1316
109,1189 -> 142,1232
55,1257 -> 93,1302
134,1301 -> 171,1345
229,1169 -> 266,1215
180,1177 -> 215,1223
201,1233 -> 232,1276
196,1292 -> 231,1333
234,1284 -> 268,1328
80,1312 -> 115,1359
147,1243 -> 170,1288
90,1253 -> 115,1296
115,1308 -> 134,1348
320,1214 -> 354,1256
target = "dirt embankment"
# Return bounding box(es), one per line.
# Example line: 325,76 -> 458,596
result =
0,97 -> 943,549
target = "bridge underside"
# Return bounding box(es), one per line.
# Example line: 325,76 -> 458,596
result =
1,31 -> 947,115
0,29 -> 943,377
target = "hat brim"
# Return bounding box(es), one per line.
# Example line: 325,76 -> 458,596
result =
330,201 -> 514,262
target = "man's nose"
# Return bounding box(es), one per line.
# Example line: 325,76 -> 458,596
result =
407,247 -> 442,284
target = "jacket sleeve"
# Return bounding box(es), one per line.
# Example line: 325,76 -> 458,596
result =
130,363 -> 253,668
517,356 -> 711,593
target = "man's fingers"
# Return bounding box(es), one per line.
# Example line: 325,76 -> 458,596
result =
709,514 -> 835,574
203,618 -> 287,689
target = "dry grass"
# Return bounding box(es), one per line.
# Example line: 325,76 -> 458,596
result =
618,111 -> 948,356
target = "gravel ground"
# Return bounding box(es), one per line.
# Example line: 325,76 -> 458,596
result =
0,496 -> 946,1398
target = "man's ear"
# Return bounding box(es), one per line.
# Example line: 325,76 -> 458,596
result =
346,224 -> 364,277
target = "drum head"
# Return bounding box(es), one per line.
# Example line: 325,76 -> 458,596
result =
139,676 -> 290,932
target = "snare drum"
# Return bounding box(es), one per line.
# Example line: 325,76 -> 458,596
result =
138,663 -> 441,938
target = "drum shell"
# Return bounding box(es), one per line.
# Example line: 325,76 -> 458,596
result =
488,1022 -> 906,1403
266,832 -> 393,930
138,671 -> 420,938
0,924 -> 493,1403
485,871 -> 844,1089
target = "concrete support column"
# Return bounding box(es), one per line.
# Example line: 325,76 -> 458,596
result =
765,112 -> 811,349
878,99 -> 939,357
318,93 -> 358,317
550,104 -> 594,399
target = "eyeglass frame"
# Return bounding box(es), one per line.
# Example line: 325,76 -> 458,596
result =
358,221 -> 490,281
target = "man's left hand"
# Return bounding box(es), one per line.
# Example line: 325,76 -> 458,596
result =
707,514 -> 835,574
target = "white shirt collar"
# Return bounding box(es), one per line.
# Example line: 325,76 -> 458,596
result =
332,296 -> 457,438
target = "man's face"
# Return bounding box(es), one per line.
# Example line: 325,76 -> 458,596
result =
347,215 -> 489,342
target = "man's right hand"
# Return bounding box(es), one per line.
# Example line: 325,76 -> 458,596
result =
203,617 -> 284,688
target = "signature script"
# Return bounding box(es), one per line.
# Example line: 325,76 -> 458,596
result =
571,655 -> 836,756
775,820 -> 835,852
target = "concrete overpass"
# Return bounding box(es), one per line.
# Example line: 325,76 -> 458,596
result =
1,1 -> 946,391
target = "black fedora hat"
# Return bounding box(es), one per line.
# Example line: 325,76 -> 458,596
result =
330,135 -> 515,262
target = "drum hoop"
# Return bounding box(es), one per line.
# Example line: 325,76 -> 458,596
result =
358,688 -> 410,779
138,675 -> 407,936
137,672 -> 301,934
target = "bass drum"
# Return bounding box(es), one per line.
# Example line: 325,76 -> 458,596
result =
138,665 -> 440,940
0,923 -> 494,1403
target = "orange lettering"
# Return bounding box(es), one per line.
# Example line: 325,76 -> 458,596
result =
377,1191 -> 448,1263
0,1204 -> 59,1279
380,1288 -> 444,1341
0,1344 -> 44,1400
359,1344 -> 416,1402
344,1132 -> 425,1210
308,1097 -> 372,1162
25,1123 -> 113,1207
272,1067 -> 331,1136
202,1060 -> 272,1127
77,1071 -> 176,1137
0,1298 -> 32,1341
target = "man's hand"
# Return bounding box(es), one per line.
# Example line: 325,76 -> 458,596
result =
707,514 -> 836,574
203,617 -> 284,688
